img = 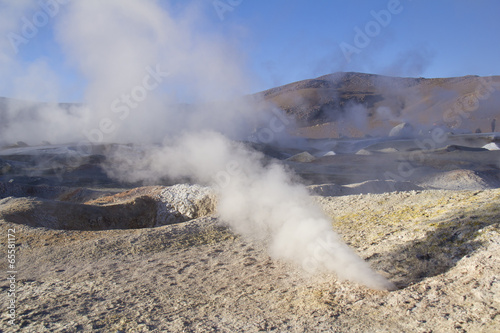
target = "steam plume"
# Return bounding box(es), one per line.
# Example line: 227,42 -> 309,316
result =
0,0 -> 394,289
106,131 -> 395,290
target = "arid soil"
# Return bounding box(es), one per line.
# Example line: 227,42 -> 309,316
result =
1,131 -> 500,332
0,183 -> 499,332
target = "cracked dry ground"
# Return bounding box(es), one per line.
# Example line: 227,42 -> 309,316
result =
1,189 -> 500,332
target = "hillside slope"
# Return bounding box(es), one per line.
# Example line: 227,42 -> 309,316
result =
258,72 -> 500,138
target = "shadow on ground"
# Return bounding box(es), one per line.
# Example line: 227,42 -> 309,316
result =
370,203 -> 500,288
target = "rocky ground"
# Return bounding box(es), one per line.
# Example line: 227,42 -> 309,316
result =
0,187 -> 499,332
0,135 -> 499,332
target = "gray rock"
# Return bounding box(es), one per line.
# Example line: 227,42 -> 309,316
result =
389,122 -> 415,138
355,149 -> 372,155
286,151 -> 316,163
156,184 -> 216,226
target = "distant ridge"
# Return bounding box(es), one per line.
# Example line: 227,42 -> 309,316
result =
1,72 -> 500,140
257,72 -> 500,138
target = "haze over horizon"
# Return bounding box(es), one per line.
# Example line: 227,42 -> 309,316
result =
1,0 -> 499,103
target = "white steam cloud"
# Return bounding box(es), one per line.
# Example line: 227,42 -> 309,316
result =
0,0 -> 394,289
106,131 -> 395,290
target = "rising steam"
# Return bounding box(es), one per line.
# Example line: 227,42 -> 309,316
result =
0,0 -> 394,289
105,131 -> 395,290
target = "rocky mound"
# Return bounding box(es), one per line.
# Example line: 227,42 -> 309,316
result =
417,169 -> 500,191
155,184 -> 216,226
285,151 -> 316,162
0,195 -> 158,230
0,184 -> 216,230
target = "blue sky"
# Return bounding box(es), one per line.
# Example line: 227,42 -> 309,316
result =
2,0 -> 500,102
212,0 -> 500,86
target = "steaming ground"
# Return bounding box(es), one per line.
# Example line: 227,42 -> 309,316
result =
2,131 -> 394,290
0,188 -> 499,332
1,134 -> 500,331
1,0 -> 499,330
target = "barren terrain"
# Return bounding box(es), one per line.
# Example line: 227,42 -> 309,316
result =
258,72 -> 500,138
0,186 -> 499,332
1,73 -> 500,332
1,133 -> 500,332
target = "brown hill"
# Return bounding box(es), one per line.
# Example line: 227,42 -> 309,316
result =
258,72 -> 500,138
2,73 -> 500,142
